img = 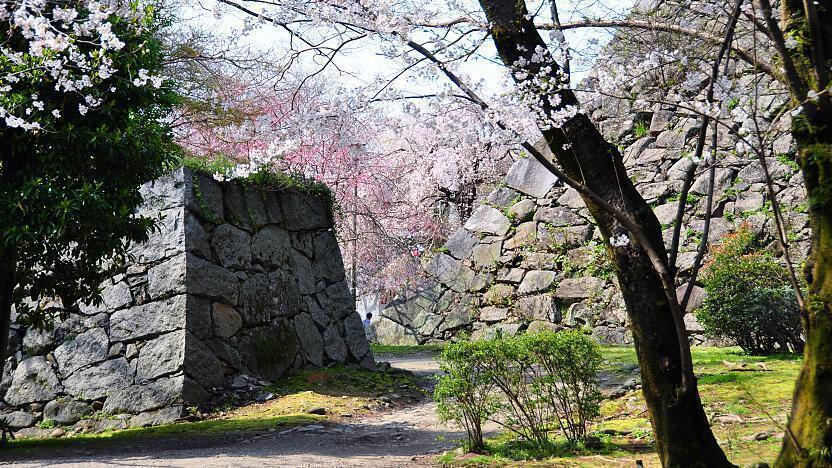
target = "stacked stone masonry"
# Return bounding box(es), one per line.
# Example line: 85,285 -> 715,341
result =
1,168 -> 372,435
371,2 -> 808,346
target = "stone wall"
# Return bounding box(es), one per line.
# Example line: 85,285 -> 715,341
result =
371,7 -> 808,345
1,167 -> 372,436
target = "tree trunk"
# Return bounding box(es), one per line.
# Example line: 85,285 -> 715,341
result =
776,99 -> 832,467
477,2 -> 731,466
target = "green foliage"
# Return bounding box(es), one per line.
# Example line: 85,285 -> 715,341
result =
560,240 -> 615,281
776,153 -> 800,173
696,227 -> 804,354
370,343 -> 445,356
0,5 -> 179,328
178,155 -> 337,215
434,331 -> 602,453
633,120 -> 649,138
521,331 -> 603,443
36,419 -> 57,430
435,340 -> 500,452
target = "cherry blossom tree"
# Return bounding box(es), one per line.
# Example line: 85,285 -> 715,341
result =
0,0 -> 177,384
176,74 -> 511,299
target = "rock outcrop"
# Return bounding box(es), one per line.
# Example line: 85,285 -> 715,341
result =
1,167 -> 371,433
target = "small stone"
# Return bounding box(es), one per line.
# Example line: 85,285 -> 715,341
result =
713,413 -> 743,424
444,228 -> 479,259
50,428 -> 66,438
479,307 -> 508,323
518,270 -> 557,295
307,407 -> 327,415
555,277 -> 606,301
507,199 -> 535,222
464,206 -> 511,236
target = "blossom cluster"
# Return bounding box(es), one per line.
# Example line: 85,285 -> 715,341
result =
0,0 -> 164,132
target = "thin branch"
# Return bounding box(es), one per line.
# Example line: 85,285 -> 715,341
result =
756,0 -> 806,97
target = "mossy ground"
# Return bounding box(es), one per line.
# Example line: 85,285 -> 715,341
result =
440,346 -> 801,467
5,364 -> 424,452
371,343 -> 445,356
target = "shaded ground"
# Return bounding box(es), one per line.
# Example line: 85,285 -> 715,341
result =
1,346 -> 796,467
1,352 -> 465,467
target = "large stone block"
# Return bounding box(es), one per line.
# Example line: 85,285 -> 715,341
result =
486,187 -> 521,209
317,280 -> 353,320
294,313 -> 324,366
464,206 -> 511,236
184,334 -> 225,389
184,170 -> 224,222
505,156 -> 558,198
369,318 -> 419,346
212,302 -> 243,338
343,313 -> 370,361
4,356 -> 62,405
63,358 -> 133,400
54,328 -> 109,377
555,277 -> 606,301
133,207 -> 185,264
236,323 -> 297,381
103,376 -> 183,414
110,295 -> 187,342
43,398 -> 91,425
323,323 -> 350,361
136,330 -> 186,382
139,168 -> 186,214
518,270 -> 557,295
280,191 -> 332,230
251,225 -> 293,268
212,224 -> 252,269
515,295 -> 560,322
147,252 -> 187,299
534,207 -> 583,226
239,273 -> 273,325
186,254 -> 240,305
425,253 -> 476,293
313,231 -> 346,283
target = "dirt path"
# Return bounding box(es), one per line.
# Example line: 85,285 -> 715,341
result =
2,354 -> 465,467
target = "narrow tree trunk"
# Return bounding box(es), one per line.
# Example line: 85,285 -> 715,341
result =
477,2 -> 731,465
776,101 -> 832,467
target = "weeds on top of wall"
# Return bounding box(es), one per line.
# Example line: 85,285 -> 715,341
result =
177,155 -> 337,214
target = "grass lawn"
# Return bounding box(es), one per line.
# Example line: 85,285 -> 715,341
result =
440,346 -> 801,467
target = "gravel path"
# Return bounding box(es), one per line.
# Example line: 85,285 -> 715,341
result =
2,355 -> 463,468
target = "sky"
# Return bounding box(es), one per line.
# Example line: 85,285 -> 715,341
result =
184,0 -> 634,104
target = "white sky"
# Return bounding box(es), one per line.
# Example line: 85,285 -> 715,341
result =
184,0 -> 634,104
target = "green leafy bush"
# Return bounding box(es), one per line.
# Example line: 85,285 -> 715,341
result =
434,340 -> 499,452
696,227 -> 804,354
434,331 -> 602,452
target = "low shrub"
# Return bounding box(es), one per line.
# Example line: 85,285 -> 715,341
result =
434,340 -> 499,452
696,227 -> 804,354
434,330 -> 602,452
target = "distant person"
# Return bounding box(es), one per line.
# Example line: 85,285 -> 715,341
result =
362,312 -> 373,329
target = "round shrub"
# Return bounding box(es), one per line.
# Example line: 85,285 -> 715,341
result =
696,227 -> 804,354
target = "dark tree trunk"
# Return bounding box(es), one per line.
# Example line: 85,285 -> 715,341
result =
776,97 -> 832,468
476,2 -> 731,466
